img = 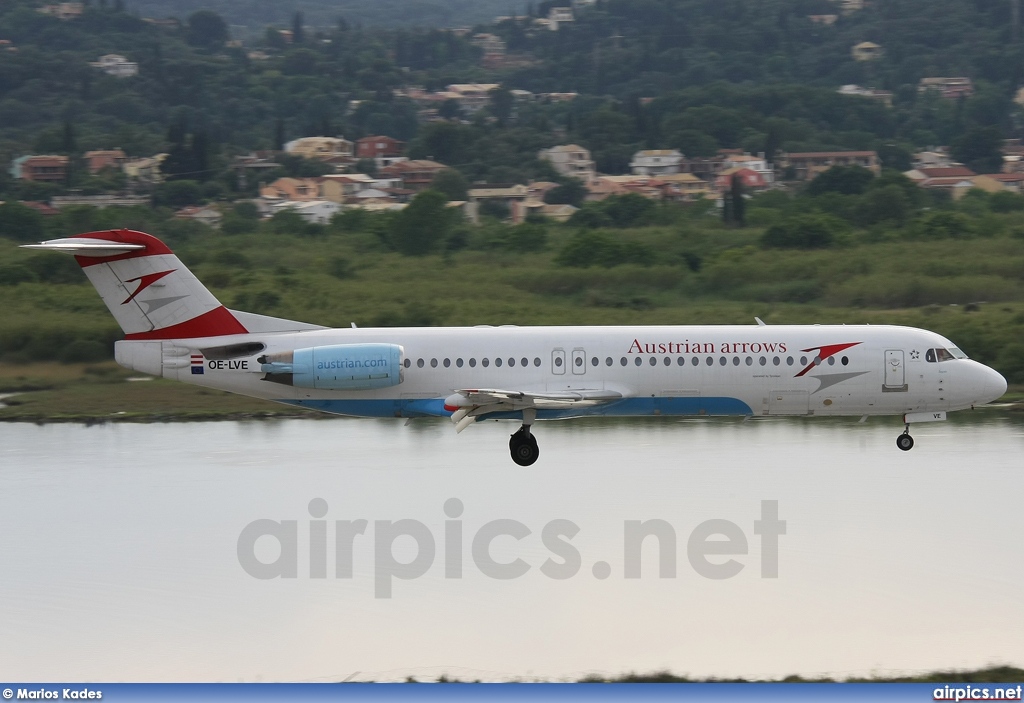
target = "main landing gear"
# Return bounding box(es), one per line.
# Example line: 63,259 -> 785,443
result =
510,426 -> 539,466
896,425 -> 915,451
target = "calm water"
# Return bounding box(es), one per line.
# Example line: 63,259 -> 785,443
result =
0,415 -> 1022,682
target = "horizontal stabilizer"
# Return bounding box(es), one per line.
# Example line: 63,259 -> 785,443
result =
21,238 -> 146,257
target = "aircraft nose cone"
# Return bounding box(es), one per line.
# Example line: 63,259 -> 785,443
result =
978,364 -> 1008,404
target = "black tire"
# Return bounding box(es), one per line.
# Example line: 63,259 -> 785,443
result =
509,432 -> 539,466
896,433 -> 914,451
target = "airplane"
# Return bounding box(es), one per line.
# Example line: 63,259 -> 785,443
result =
22,229 -> 1008,466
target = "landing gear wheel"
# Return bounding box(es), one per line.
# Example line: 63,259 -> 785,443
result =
896,432 -> 914,451
509,429 -> 539,466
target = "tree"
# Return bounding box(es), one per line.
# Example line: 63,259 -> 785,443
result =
292,11 -> 305,43
544,179 -> 587,206
186,10 -> 229,49
806,165 -> 875,196
489,85 -> 514,126
390,190 -> 454,255
0,202 -> 45,242
950,126 -> 1003,173
430,168 -> 469,201
728,173 -> 745,227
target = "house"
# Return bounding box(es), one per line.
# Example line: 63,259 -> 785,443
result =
260,177 -> 322,202
10,155 -> 68,182
722,152 -> 775,184
355,136 -> 405,160
629,149 -> 684,176
851,42 -> 883,61
539,144 -> 596,182
470,33 -> 506,67
911,150 -> 954,170
273,200 -> 342,224
715,168 -> 768,191
522,201 -> 578,222
174,206 -> 222,228
38,2 -> 83,19
466,184 -> 530,224
84,149 -> 126,174
284,136 -> 354,162
807,14 -> 838,24
378,160 -> 446,191
320,173 -> 377,202
918,77 -> 974,100
50,194 -> 149,208
778,151 -> 881,180
838,84 -> 894,107
903,166 -> 977,183
655,173 -> 714,202
678,154 -> 729,181
444,84 -> 500,113
973,173 -> 1024,194
535,5 -> 574,30
90,54 -> 138,78
122,154 -> 167,183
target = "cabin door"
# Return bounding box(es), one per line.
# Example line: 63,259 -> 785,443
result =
883,350 -> 907,391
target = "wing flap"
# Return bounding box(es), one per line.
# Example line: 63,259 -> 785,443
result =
444,388 -> 623,431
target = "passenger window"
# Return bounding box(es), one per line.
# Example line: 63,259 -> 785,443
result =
677,357 -> 685,366
417,358 -> 424,368
444,358 -> 451,368
456,358 -> 464,368
759,356 -> 766,366
773,356 -> 780,366
592,357 -> 599,367
841,356 -> 848,366
732,356 -> 739,366
469,358 -> 476,368
483,358 -> 490,367
620,357 -> 627,366
534,357 -> 541,367
663,357 -> 671,366
649,357 -> 657,366
576,357 -> 584,367
494,358 -> 502,367
522,357 -> 529,367
719,356 -> 726,366
430,358 -> 438,368
403,358 -> 411,368
705,357 -> 713,366
745,357 -> 753,366
554,357 -> 562,367
606,357 -> 613,366
787,356 -> 794,366
691,357 -> 699,366
635,357 -> 643,367
508,358 -> 515,367
827,357 -> 835,366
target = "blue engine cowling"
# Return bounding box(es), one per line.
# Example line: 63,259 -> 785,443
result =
259,343 -> 404,391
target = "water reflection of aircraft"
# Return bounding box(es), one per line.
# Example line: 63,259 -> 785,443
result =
24,230 -> 1008,466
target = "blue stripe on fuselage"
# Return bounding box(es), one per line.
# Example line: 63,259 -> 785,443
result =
275,396 -> 754,419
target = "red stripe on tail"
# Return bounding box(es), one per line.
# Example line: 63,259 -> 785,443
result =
124,306 -> 248,340
71,229 -> 173,267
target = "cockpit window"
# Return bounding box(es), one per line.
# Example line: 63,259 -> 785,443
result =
949,346 -> 969,359
926,348 -> 958,362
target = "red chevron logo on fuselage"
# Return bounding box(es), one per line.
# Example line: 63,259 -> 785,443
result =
121,269 -> 176,305
794,342 -> 862,377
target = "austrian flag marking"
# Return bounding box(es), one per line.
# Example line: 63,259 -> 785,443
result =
191,354 -> 205,375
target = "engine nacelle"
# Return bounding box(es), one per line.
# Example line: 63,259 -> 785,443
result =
259,343 -> 404,391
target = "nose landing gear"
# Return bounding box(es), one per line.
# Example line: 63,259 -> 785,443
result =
896,425 -> 915,451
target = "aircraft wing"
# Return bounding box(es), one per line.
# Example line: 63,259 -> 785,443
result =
444,388 -> 623,432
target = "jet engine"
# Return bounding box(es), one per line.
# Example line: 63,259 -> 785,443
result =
258,343 -> 404,391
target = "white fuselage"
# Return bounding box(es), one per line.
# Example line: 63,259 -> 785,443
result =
114,324 -> 1007,422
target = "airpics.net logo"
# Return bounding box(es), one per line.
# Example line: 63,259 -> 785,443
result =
236,499 -> 787,598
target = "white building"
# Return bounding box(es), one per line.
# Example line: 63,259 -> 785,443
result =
538,144 -> 596,182
90,54 -> 138,78
629,149 -> 684,176
722,152 -> 775,184
273,200 -> 342,224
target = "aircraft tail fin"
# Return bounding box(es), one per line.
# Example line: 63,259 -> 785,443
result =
22,229 -> 249,340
